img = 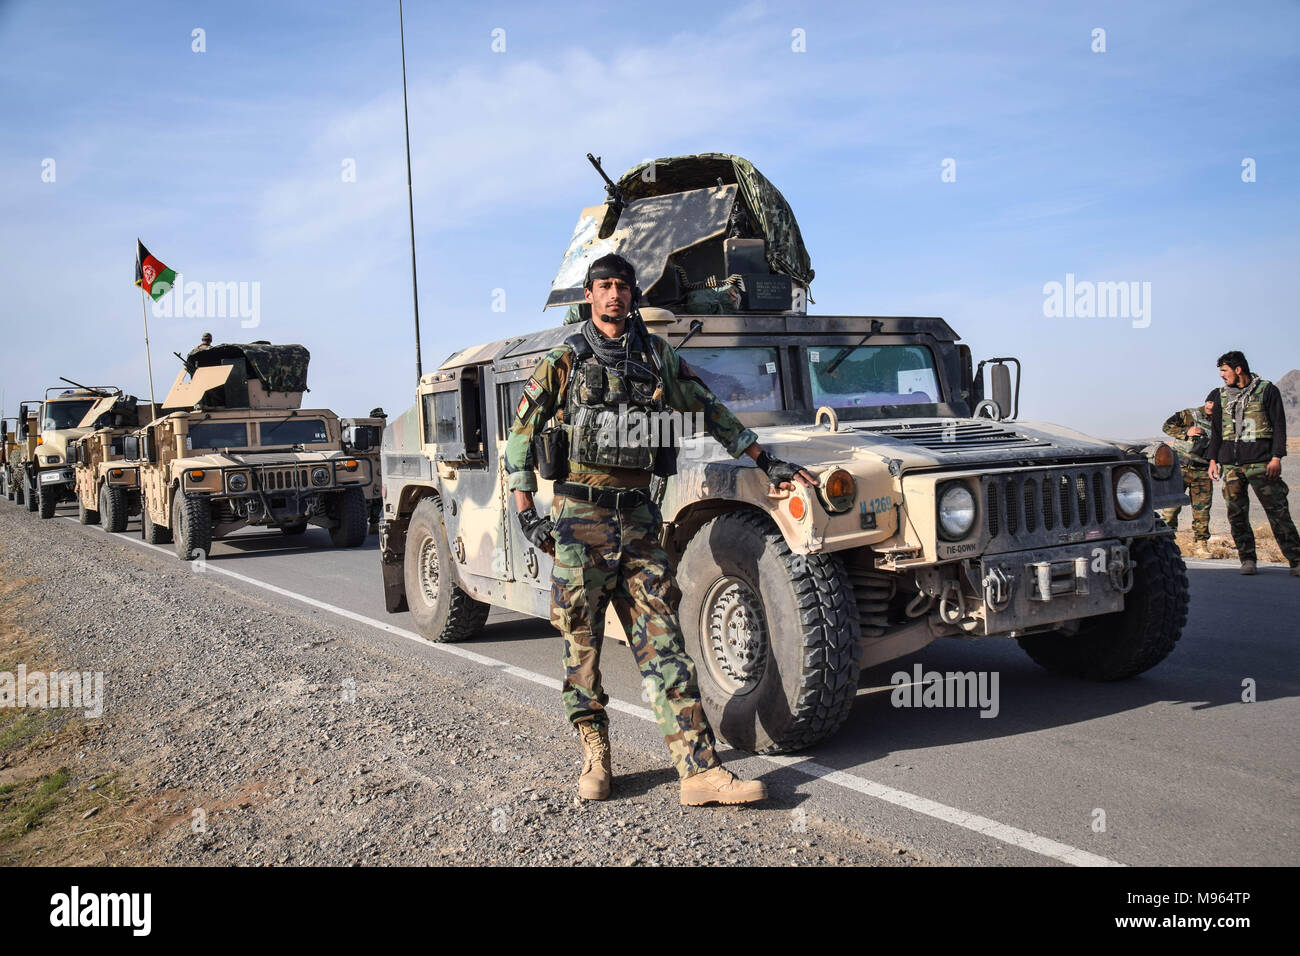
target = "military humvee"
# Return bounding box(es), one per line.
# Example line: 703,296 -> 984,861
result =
340,411 -> 386,532
125,342 -> 373,560
67,394 -> 157,530
16,385 -> 122,519
378,154 -> 1189,754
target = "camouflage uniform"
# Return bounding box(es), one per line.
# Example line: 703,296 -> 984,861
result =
1157,406 -> 1213,540
505,323 -> 757,778
1208,376 -> 1300,566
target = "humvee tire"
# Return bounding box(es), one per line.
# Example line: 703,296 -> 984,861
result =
78,493 -> 99,525
329,486 -> 368,548
173,491 -> 213,561
1016,536 -> 1188,680
403,497 -> 490,642
99,481 -> 128,533
37,483 -> 57,519
679,512 -> 861,754
142,501 -> 173,545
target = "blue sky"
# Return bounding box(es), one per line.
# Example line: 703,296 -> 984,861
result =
1,0 -> 1296,438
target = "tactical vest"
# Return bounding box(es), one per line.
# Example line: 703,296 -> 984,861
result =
1170,406 -> 1214,462
564,330 -> 665,471
1219,377 -> 1273,444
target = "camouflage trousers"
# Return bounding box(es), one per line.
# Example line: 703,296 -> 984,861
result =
550,494 -> 720,779
1158,463 -> 1212,540
1221,462 -> 1300,566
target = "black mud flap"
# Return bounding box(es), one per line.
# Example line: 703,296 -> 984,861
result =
379,521 -> 408,613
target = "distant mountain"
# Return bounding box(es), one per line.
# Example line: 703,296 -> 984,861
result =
1280,369 -> 1300,436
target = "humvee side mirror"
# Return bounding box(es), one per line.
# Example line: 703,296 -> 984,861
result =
975,357 -> 1021,421
350,426 -> 377,452
123,435 -> 140,461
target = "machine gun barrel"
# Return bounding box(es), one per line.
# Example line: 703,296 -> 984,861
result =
58,377 -> 115,397
586,153 -> 625,212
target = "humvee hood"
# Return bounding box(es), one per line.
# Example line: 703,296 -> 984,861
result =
178,450 -> 344,468
747,418 -> 1128,472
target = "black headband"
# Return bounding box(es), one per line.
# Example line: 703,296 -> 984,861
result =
584,254 -> 635,288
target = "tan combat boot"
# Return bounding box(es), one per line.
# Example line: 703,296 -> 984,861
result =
1240,560 -> 1257,575
680,766 -> 767,806
577,723 -> 611,800
1191,540 -> 1213,559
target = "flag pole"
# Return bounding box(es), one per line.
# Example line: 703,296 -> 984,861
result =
399,0 -> 423,381
136,245 -> 158,410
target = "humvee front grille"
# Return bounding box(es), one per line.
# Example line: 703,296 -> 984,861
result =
254,466 -> 310,491
986,466 -> 1112,541
864,421 -> 1047,451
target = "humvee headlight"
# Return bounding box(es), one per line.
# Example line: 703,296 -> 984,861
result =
1153,443 -> 1175,472
821,469 -> 856,513
109,468 -> 124,478
188,469 -> 206,481
1114,469 -> 1146,519
312,467 -> 330,486
227,472 -> 248,492
937,483 -> 977,540
343,459 -> 359,472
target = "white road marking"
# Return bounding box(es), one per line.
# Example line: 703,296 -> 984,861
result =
58,513 -> 1122,867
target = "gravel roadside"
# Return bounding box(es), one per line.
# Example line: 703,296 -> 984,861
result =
0,502 -> 926,867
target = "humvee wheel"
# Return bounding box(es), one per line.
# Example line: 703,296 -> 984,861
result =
173,491 -> 213,561
329,486 -> 367,548
78,492 -> 99,525
1017,535 -> 1188,680
403,497 -> 490,642
142,500 -> 173,545
99,481 -> 127,533
679,512 -> 861,754
37,482 -> 57,519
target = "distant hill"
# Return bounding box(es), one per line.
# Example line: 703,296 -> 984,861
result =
1280,369 -> 1300,437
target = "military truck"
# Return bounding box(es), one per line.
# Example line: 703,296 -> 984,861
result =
67,394 -> 157,530
341,410 -> 386,533
377,153 -> 1190,754
126,342 -> 372,560
4,406 -> 39,509
16,384 -> 122,519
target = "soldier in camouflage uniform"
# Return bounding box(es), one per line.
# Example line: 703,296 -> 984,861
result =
505,254 -> 816,804
1207,351 -> 1300,576
1158,391 -> 1217,558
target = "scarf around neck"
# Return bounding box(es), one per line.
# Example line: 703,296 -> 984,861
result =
1223,373 -> 1259,440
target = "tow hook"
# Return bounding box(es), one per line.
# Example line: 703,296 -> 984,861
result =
982,566 -> 1014,613
938,580 -> 979,633
1108,545 -> 1135,594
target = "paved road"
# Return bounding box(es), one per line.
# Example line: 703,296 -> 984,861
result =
23,500 -> 1300,866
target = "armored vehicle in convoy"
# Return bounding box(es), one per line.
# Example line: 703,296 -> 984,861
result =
4,407 -> 39,509
67,393 -> 157,530
126,342 -> 373,560
341,410 -> 386,532
15,383 -> 123,519
378,153 -> 1190,753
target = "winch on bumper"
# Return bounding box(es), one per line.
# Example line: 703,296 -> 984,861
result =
914,540 -> 1136,637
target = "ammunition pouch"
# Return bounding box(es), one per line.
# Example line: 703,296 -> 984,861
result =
533,426 -> 570,481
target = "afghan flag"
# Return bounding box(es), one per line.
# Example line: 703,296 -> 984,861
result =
134,239 -> 177,301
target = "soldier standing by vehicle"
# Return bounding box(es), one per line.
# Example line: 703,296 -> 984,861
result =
1158,391 -> 1217,558
505,253 -> 815,805
1207,350 -> 1300,576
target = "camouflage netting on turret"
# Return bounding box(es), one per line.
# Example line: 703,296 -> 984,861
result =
617,154 -> 814,287
187,343 -> 311,393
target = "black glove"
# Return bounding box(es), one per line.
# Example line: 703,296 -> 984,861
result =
755,450 -> 805,485
517,506 -> 555,550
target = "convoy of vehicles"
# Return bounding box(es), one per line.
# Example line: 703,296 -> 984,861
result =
2,155 -> 1193,758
